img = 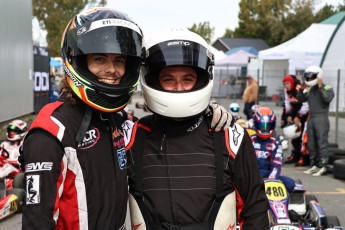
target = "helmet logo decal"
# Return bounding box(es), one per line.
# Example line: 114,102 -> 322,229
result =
77,26 -> 87,35
167,41 -> 190,46
88,19 -> 142,35
64,64 -> 83,88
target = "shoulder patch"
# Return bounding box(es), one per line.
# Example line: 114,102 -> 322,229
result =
122,119 -> 135,147
324,85 -> 332,90
227,123 -> 245,156
29,101 -> 65,141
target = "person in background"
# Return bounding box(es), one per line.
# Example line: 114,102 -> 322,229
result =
229,102 -> 242,121
126,28 -> 269,230
242,75 -> 258,120
0,120 -> 27,179
251,107 -> 296,193
298,65 -> 334,176
281,74 -> 309,166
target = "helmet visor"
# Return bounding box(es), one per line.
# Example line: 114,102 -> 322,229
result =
254,120 -> 275,133
69,19 -> 143,57
146,40 -> 213,73
304,72 -> 318,82
144,40 -> 213,91
231,107 -> 239,112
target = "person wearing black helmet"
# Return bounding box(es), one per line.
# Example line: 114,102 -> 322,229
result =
19,8 -> 232,230
20,7 -> 144,230
125,28 -> 269,230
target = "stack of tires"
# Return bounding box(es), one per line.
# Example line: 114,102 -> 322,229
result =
328,143 -> 345,180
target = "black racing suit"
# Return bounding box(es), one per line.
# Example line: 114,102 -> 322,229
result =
281,77 -> 309,162
21,93 -> 128,230
297,83 -> 334,167
125,114 -> 269,230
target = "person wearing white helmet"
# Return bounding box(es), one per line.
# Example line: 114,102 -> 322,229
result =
0,120 -> 27,178
125,28 -> 269,230
297,65 -> 334,176
229,102 -> 242,121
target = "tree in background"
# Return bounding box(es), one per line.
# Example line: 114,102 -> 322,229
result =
231,0 -> 341,47
189,22 -> 214,43
33,0 -> 106,57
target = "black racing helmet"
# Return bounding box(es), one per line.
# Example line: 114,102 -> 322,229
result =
61,7 -> 144,112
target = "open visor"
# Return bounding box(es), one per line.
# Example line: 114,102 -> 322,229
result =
69,19 -> 143,57
144,40 -> 214,91
146,40 -> 213,72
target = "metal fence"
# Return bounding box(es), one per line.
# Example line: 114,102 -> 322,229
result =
212,67 -> 345,113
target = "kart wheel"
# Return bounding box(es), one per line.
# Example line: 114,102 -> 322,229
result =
325,215 -> 340,228
329,151 -> 345,165
305,194 -> 318,210
333,159 -> 345,180
328,142 -> 339,148
13,172 -> 25,189
7,188 -> 25,213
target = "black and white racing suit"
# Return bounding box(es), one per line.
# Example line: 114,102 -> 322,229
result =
124,114 -> 269,230
21,94 -> 128,230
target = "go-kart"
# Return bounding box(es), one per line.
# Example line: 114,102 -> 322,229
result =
264,178 -> 343,230
0,146 -> 25,221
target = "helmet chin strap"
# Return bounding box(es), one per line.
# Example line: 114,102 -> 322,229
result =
75,107 -> 93,143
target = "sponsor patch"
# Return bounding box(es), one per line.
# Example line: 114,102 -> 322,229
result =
232,125 -> 241,146
26,175 -> 40,204
26,162 -> 53,172
78,127 -> 100,149
117,148 -> 127,170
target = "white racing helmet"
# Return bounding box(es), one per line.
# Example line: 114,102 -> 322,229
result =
229,103 -> 240,116
303,65 -> 323,87
283,124 -> 301,139
279,135 -> 289,150
7,119 -> 28,141
140,28 -> 214,118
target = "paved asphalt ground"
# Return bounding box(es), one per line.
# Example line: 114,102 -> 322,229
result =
1,93 -> 345,229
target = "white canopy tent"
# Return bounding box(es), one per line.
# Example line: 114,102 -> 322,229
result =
259,23 -> 336,73
257,23 -> 336,96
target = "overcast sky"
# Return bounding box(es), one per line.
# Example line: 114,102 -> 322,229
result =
33,0 -> 344,46
107,0 -> 344,42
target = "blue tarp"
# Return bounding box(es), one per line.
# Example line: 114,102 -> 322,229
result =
50,58 -> 62,67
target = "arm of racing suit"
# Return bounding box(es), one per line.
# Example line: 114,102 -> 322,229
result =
231,130 -> 269,230
268,139 -> 283,179
22,130 -> 64,230
319,84 -> 335,104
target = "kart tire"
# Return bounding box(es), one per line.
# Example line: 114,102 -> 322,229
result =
329,152 -> 345,165
305,194 -> 318,211
7,188 -> 25,213
325,215 -> 340,228
333,159 -> 345,180
328,142 -> 339,148
13,172 -> 25,189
